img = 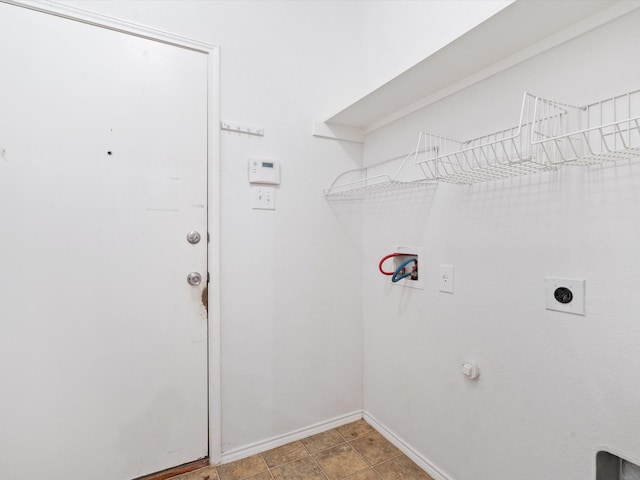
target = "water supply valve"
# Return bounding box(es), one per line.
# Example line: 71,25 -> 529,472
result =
462,360 -> 480,380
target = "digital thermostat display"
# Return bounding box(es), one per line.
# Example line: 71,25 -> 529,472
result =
249,158 -> 280,185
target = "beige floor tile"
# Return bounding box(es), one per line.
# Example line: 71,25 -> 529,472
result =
169,473 -> 189,480
217,454 -> 268,480
270,456 -> 326,480
313,443 -> 369,480
374,455 -> 434,480
336,420 -> 375,441
349,431 -> 401,465
168,420 -> 432,480
244,472 -> 272,480
342,468 -> 382,479
186,465 -> 219,480
301,429 -> 345,454
261,441 -> 308,468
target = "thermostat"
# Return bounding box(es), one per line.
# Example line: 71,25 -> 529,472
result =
249,158 -> 280,185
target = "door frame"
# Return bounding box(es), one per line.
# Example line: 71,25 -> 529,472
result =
1,0 -> 222,465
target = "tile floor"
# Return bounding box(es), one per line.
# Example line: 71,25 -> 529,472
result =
170,420 -> 434,480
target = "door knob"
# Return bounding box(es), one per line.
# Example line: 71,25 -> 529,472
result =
186,231 -> 201,244
187,272 -> 202,286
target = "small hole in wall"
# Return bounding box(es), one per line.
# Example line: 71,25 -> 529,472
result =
107,151 -> 112,156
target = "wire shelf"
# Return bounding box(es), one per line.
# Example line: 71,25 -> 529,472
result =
324,148 -> 436,200
431,160 -> 557,184
414,92 -> 576,184
532,90 -> 640,166
413,90 -> 640,184
326,90 -> 640,193
324,177 -> 434,200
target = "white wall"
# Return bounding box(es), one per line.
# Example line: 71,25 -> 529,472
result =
54,0 -> 365,457
362,7 -> 640,480
359,0 -> 512,98
38,3 -> 640,478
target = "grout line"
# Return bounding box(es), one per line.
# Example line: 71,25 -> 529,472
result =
261,441 -> 329,479
308,439 -> 349,456
321,432 -> 372,480
339,433 -> 367,442
258,453 -> 271,478
225,453 -> 270,480
300,440 -> 312,456
219,423 -> 393,480
335,429 -> 349,443
302,439 -> 331,480
374,471 -> 384,480
344,428 -> 380,469
258,452 -> 271,471
225,422 -> 383,480
347,443 -> 372,468
299,428 -> 354,456
341,468 -> 384,480
265,467 -> 275,480
343,427 -> 408,479
172,424 -> 387,480
309,454 -> 331,480
372,455 -> 407,480
368,452 -> 404,468
373,466 -> 388,480
345,442 -> 372,475
263,454 -> 308,471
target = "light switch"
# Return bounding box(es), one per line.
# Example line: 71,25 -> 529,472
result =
252,186 -> 275,210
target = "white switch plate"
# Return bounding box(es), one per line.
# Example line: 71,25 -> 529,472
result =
252,186 -> 275,210
439,265 -> 454,293
545,277 -> 585,315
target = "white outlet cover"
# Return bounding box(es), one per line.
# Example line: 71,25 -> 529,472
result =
545,277 -> 585,315
439,264 -> 454,293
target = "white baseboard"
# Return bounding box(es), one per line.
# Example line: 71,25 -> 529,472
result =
220,410 -> 363,464
219,408 -> 452,480
363,411 -> 452,480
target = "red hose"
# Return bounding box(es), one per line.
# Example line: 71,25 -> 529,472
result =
379,253 -> 408,275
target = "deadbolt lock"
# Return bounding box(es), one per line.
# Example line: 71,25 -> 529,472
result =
186,231 -> 201,245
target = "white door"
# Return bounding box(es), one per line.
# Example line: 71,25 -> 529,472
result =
0,4 -> 209,479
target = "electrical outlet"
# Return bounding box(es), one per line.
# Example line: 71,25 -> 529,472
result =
545,277 -> 585,315
439,265 -> 454,293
